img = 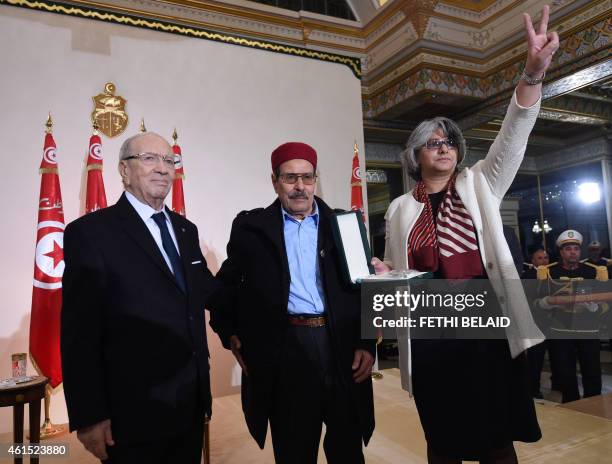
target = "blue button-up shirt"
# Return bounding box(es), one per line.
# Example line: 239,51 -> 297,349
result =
282,203 -> 326,315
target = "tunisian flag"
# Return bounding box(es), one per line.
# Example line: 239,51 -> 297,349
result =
30,131 -> 65,388
172,140 -> 186,217
85,133 -> 107,214
351,142 -> 366,223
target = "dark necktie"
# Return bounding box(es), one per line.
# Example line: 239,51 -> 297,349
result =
151,212 -> 187,293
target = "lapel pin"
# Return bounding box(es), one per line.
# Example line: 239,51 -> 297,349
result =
320,249 -> 326,258
181,227 -> 186,232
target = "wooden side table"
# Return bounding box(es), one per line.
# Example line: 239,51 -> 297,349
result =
0,376 -> 48,464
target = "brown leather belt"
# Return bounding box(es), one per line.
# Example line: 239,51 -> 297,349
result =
288,315 -> 327,327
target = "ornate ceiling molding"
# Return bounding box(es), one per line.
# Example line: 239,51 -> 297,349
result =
454,59 -> 612,131
534,136 -> 612,174
3,0 -> 610,124
363,0 -> 609,87
402,0 -> 438,38
0,0 -> 363,77
362,13 -> 611,119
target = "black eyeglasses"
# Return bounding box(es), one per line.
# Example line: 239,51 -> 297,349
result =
278,173 -> 317,185
124,152 -> 176,168
423,138 -> 458,150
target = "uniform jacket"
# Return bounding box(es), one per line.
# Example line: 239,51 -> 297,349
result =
535,261 -> 608,334
61,193 -> 216,444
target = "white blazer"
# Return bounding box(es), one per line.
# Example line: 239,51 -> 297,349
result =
384,91 -> 545,394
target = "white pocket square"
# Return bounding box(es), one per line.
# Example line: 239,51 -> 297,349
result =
191,260 -> 202,264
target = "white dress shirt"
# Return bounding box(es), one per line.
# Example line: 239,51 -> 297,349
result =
125,191 -> 180,273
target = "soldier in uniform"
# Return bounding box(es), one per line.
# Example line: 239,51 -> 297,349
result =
523,248 -> 552,398
585,242 -> 612,351
533,230 -> 608,403
522,248 -> 549,276
583,240 -> 612,269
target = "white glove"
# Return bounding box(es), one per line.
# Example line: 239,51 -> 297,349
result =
577,302 -> 599,313
536,296 -> 559,310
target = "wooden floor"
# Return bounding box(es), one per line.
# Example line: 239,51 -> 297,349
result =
2,369 -> 611,463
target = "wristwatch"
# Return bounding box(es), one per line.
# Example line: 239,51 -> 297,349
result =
521,70 -> 546,85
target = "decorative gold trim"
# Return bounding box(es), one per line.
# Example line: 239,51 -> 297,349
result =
1,0 -> 361,78
369,0 -> 609,58
441,0 -> 498,13
366,163 -> 403,170
302,38 -> 363,54
61,0 -> 311,47
86,164 -> 103,171
160,0 -> 364,37
65,0 -> 361,44
39,167 -> 59,174
364,16 -> 409,53
364,0 -> 522,33
363,0 -> 406,35
539,105 -> 612,123
365,161 -> 403,168
435,0 -> 523,26
426,0 -> 611,55
362,126 -> 411,134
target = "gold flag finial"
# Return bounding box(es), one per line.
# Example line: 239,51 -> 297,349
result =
354,140 -> 359,156
45,113 -> 53,134
92,119 -> 99,135
172,127 -> 178,145
140,118 -> 147,133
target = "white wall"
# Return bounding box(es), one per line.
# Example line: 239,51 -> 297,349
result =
0,4 -> 367,433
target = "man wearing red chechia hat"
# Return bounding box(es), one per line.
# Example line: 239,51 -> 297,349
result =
210,142 -> 375,463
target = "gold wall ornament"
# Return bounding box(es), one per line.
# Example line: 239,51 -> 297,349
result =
140,118 -> 147,133
91,82 -> 128,138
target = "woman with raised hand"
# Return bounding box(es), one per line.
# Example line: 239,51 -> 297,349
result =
373,5 -> 559,463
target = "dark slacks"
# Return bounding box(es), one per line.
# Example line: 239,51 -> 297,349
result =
549,338 -> 601,403
527,341 -> 547,398
269,323 -> 364,464
103,413 -> 205,464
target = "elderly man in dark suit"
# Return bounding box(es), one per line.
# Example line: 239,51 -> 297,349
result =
61,132 -> 216,463
210,142 -> 375,464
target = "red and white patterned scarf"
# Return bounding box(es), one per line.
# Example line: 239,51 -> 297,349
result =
408,175 -> 485,279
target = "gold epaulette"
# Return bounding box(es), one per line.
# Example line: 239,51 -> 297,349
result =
537,262 -> 557,280
583,261 -> 609,281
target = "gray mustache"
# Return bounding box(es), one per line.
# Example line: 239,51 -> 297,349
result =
289,192 -> 309,199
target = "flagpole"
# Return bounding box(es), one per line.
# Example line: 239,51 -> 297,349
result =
352,141 -> 383,381
30,114 -> 67,439
171,128 -> 187,217
39,384 -> 67,438
171,126 -> 206,460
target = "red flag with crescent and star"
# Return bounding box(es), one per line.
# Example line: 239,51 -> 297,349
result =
172,133 -> 186,217
85,132 -> 107,214
29,128 -> 65,388
351,142 -> 366,223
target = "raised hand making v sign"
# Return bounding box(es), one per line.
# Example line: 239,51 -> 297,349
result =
517,4 -> 560,107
